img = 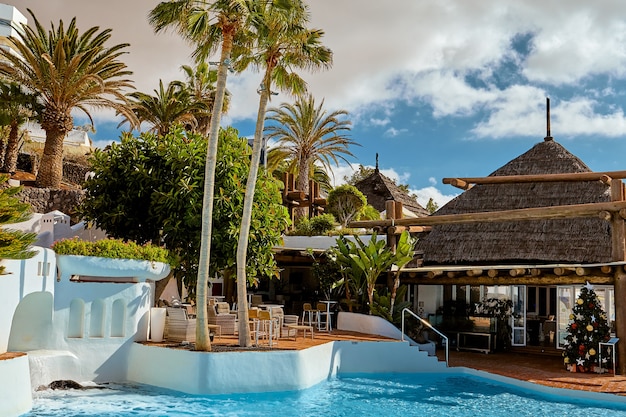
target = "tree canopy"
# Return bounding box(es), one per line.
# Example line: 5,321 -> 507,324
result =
79,126 -> 289,299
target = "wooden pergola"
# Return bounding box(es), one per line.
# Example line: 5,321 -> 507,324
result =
349,170 -> 626,374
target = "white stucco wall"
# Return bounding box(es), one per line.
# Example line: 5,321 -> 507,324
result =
0,247 -> 56,352
128,338 -> 446,395
0,354 -> 31,417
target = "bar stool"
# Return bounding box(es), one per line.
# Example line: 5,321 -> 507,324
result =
301,303 -> 317,325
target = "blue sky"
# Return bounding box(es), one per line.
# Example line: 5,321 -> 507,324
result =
9,0 -> 626,208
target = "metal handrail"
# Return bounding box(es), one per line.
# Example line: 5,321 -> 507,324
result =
401,308 -> 448,367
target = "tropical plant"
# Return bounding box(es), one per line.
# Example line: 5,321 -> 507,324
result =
122,79 -> 196,136
180,62 -> 229,136
327,184 -> 367,227
0,10 -> 135,188
328,236 -> 365,312
331,232 -> 415,315
265,94 -> 356,209
234,0 -> 332,346
388,230 -> 417,313
52,238 -> 171,263
0,175 -> 36,273
370,285 -> 411,326
359,204 -> 380,221
0,81 -> 39,173
150,0 -> 250,351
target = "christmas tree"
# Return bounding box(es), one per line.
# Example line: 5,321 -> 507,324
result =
563,282 -> 611,372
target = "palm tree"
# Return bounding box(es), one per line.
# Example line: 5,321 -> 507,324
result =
0,81 -> 39,173
149,0 -> 249,352
235,0 -> 332,346
0,9 -> 135,188
265,94 -> 356,206
180,62 -> 230,136
122,79 -> 196,137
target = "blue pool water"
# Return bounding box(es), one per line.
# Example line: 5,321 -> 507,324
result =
25,373 -> 626,417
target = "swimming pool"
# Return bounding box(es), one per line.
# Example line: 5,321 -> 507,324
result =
25,372 -> 626,417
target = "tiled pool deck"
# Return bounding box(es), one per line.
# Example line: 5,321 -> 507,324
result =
439,349 -> 626,395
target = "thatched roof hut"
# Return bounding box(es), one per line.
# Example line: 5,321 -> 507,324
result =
355,168 -> 429,218
416,138 -> 612,265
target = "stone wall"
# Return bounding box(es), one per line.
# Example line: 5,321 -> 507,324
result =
15,187 -> 85,220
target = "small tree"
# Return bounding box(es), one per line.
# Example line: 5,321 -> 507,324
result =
426,198 -> 439,214
327,184 -> 367,227
562,283 -> 611,372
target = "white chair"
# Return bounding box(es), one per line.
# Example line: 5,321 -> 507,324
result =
316,302 -> 333,331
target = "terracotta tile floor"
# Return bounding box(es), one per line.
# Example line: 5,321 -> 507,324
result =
438,349 -> 626,396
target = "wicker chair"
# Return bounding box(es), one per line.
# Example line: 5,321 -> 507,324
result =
208,302 -> 237,335
165,307 -> 195,343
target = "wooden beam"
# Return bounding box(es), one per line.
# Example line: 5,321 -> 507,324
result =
600,174 -> 612,186
509,268 -> 526,277
388,225 -> 432,234
442,170 -> 626,186
466,269 -> 483,277
601,265 -> 613,274
487,269 -> 498,278
349,200 -> 626,229
401,274 -> 614,286
447,271 -> 458,278
611,180 -> 626,262
575,267 -> 590,276
447,178 -> 471,190
427,270 -> 443,279
530,268 -> 542,277
599,210 -> 612,221
554,267 -> 573,276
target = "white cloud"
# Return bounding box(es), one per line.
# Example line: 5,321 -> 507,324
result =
412,186 -> 458,210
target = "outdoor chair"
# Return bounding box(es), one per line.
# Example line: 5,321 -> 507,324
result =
208,303 -> 237,335
165,307 -> 196,343
316,302 -> 332,331
281,314 -> 299,338
301,303 -> 318,325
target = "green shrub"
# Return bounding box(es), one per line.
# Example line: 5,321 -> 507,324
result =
52,238 -> 171,263
309,214 -> 336,235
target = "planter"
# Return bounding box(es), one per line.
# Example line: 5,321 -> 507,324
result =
150,307 -> 166,342
56,254 -> 171,281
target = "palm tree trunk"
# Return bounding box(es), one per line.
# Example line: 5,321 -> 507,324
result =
195,33 -> 235,352
36,127 -> 66,188
295,157 -> 309,220
236,82 -> 271,347
2,121 -> 19,173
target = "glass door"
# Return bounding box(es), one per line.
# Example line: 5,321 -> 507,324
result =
511,285 -> 526,346
556,286 -> 574,349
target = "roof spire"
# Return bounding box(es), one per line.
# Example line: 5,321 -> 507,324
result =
375,153 -> 379,172
545,97 -> 553,142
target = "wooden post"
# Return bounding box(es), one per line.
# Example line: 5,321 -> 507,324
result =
386,200 -> 398,291
615,269 -> 626,375
613,180 -> 626,375
611,180 -> 626,261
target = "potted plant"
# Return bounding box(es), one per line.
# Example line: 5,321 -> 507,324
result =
53,238 -> 172,281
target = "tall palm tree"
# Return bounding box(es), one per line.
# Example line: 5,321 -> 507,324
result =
0,9 -> 135,188
0,81 -> 39,173
180,62 -> 230,136
149,0 -> 249,352
265,94 -> 356,207
122,79 -> 196,137
235,0 -> 332,346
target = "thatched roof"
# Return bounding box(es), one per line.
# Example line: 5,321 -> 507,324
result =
416,138 -> 612,265
355,169 -> 429,218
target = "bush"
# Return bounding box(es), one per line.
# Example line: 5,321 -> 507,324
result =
290,214 -> 336,236
52,238 -> 171,263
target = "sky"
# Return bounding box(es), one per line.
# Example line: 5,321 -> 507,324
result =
6,0 -> 626,208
